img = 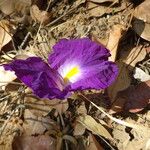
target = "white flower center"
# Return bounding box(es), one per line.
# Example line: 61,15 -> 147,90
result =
59,64 -> 81,83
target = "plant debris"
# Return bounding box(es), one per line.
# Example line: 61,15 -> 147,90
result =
0,0 -> 150,150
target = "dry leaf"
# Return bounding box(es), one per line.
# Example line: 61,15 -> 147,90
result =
77,115 -> 112,140
0,117 -> 23,150
91,34 -> 108,47
107,61 -> 131,113
107,61 -> 131,100
118,80 -> 150,113
87,2 -> 107,17
23,109 -> 59,135
12,135 -> 56,150
107,24 -> 125,62
134,0 -> 150,23
24,96 -> 68,116
0,0 -> 32,15
133,0 -> 150,41
77,102 -> 87,115
14,0 -> 31,14
0,0 -> 15,15
121,45 -> 147,68
122,123 -> 150,150
108,44 -> 146,113
112,124 -> 131,150
113,116 -> 150,150
74,122 -> 86,136
30,5 -> 52,25
0,20 -> 14,51
133,19 -> 150,41
89,0 -> 118,3
86,133 -> 104,150
87,1 -> 125,17
0,66 -> 16,88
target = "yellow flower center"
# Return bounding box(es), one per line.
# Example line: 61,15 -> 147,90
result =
64,66 -> 80,82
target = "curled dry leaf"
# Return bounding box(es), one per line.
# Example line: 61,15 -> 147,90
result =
12,135 -> 56,150
133,0 -> 150,41
0,66 -> 16,88
0,20 -> 15,51
118,80 -> 150,113
30,5 -> 52,25
77,115 -> 112,140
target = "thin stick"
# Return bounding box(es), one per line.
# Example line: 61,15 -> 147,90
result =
46,1 -> 83,27
80,93 -> 146,130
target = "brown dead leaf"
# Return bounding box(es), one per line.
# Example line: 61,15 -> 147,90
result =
0,20 -> 15,51
133,19 -> 150,42
0,0 -> 32,15
91,34 -> 108,47
107,61 -> 131,100
12,135 -> 56,150
108,44 -> 146,113
112,124 -> 130,150
133,0 -> 150,41
0,117 -> 23,150
74,122 -> 86,136
0,0 -> 15,15
89,0 -> 119,3
87,2 -> 107,17
121,45 -> 147,68
77,115 -> 112,140
88,0 -> 118,3
30,5 -> 52,25
23,109 -> 59,135
14,0 -> 31,14
118,80 -> 150,113
0,66 -> 16,89
107,61 -> 131,113
107,24 -> 125,62
112,116 -> 150,150
77,102 -> 87,115
134,0 -> 150,24
24,96 -> 68,116
86,133 -> 104,150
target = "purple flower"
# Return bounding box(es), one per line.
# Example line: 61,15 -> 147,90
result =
3,38 -> 118,99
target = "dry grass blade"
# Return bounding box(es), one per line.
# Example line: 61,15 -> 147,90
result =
77,115 -> 113,140
80,94 -> 148,131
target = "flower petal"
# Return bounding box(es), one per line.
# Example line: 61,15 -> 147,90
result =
48,38 -> 110,70
48,38 -> 118,90
70,61 -> 118,90
3,57 -> 68,99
